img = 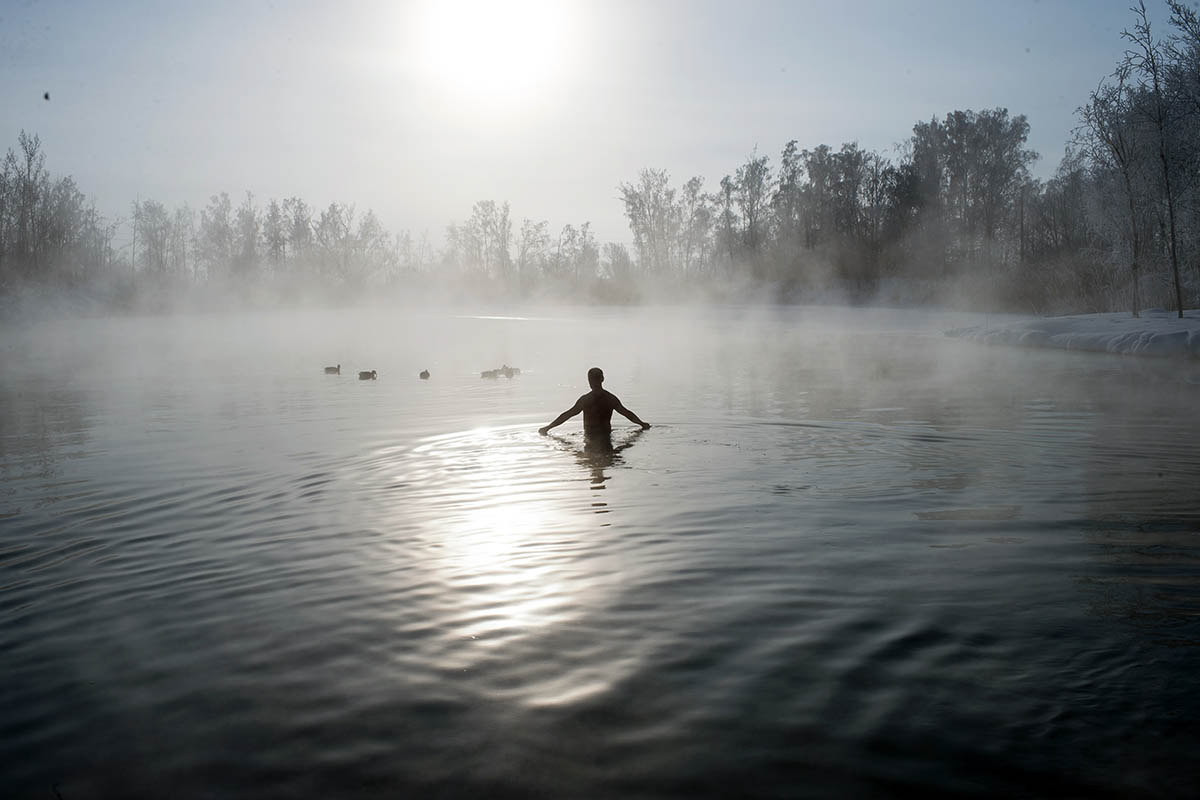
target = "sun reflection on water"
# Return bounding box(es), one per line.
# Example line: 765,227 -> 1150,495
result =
404,426 -> 601,647
368,422 -> 650,706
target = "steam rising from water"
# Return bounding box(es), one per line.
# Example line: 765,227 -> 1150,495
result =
3,306 -> 1200,797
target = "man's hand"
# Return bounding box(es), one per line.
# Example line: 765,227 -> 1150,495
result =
640,422 -> 651,430
538,426 -> 550,436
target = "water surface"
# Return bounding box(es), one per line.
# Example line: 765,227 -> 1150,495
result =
3,306 -> 1199,798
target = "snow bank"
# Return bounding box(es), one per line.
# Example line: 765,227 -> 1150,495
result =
945,309 -> 1200,359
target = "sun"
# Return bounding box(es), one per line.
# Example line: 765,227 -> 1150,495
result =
414,0 -> 573,109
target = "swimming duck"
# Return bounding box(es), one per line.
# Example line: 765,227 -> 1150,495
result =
324,364 -> 340,374
419,370 -> 430,379
481,369 -> 499,379
359,370 -> 377,380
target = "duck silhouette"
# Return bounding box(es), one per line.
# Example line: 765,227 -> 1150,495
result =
419,370 -> 430,379
481,365 -> 521,379
324,364 -> 340,374
359,370 -> 377,380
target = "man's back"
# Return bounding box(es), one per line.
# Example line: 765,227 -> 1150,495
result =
578,388 -> 619,433
539,367 -> 650,436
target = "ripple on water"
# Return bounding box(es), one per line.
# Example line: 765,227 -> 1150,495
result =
4,312 -> 1200,798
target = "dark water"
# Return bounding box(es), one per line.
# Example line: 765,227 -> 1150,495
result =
3,306 -> 1199,798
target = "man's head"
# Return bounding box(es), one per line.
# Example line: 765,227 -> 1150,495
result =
587,367 -> 604,388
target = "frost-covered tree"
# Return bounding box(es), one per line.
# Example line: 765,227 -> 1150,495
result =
134,199 -> 171,277
677,176 -> 713,277
619,168 -> 679,276
517,218 -> 549,286
602,241 -> 633,282
262,198 -> 287,271
233,192 -> 260,279
196,192 -> 233,283
314,202 -> 354,284
465,200 -> 512,280
1124,0 -> 1185,316
1076,69 -> 1152,315
734,150 -> 771,257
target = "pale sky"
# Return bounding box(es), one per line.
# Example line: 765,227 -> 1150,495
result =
0,0 -> 1163,247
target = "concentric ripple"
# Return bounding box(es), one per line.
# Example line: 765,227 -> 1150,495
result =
2,307 -> 1200,798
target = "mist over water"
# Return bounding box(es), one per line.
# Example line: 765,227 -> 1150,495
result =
4,0 -> 1199,794
3,305 -> 1200,797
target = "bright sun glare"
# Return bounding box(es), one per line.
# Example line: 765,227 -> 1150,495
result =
416,0 -> 572,108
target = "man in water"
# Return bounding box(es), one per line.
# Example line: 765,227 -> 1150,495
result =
539,367 -> 651,435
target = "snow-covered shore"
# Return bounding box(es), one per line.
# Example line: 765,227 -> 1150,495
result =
945,309 -> 1200,359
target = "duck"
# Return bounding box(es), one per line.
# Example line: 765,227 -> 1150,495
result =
359,370 -> 377,380
324,364 -> 340,375
482,365 -> 522,379
419,370 -> 430,380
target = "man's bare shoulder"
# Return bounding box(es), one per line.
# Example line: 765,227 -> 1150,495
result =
581,389 -> 614,408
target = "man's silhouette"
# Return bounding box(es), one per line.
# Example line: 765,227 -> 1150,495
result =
539,367 -> 650,435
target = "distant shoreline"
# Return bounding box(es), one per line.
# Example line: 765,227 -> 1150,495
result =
945,309 -> 1200,359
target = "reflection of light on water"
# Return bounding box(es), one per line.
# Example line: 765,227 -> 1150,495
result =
367,423 -> 636,708
404,426 -> 593,647
441,496 -> 556,575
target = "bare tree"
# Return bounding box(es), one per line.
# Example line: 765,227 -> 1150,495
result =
677,176 -> 712,276
1077,68 -> 1149,316
517,218 -> 549,287
233,192 -> 260,279
602,241 -> 633,282
734,150 -> 771,254
1124,0 -> 1184,316
716,174 -> 737,268
197,192 -> 233,283
314,202 -> 355,284
263,199 -> 287,272
134,199 -> 171,277
861,151 -> 894,273
619,168 -> 678,276
465,200 -> 512,280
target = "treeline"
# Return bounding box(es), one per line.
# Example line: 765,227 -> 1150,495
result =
129,192 -> 419,301
0,128 -> 614,309
442,201 -> 615,300
1,1 -> 1196,314
0,130 -> 431,308
615,1 -> 1200,313
1073,0 -> 1200,316
0,128 -> 626,309
616,114 -> 1038,305
0,131 -> 112,292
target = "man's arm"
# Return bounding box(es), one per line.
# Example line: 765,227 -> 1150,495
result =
614,398 -> 651,429
539,398 -> 583,435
